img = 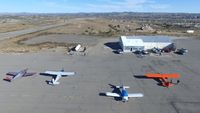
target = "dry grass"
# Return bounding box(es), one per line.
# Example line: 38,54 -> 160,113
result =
0,17 -> 199,53
0,22 -> 36,33
46,18 -> 140,37
45,18 -> 200,37
0,31 -> 76,53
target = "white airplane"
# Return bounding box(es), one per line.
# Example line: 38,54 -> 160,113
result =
41,69 -> 75,85
105,85 -> 144,102
3,68 -> 36,82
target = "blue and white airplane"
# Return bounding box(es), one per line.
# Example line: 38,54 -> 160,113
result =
105,85 -> 144,102
41,69 -> 75,85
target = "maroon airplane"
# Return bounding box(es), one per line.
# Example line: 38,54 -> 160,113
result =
3,69 -> 36,82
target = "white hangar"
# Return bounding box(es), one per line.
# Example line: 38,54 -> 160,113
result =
119,36 -> 173,52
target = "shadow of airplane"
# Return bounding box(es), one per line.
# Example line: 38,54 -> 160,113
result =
99,84 -> 122,101
40,73 -> 56,85
134,75 -> 164,86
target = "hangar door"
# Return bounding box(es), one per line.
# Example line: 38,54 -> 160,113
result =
125,46 -> 144,52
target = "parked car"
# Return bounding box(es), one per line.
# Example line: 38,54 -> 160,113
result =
134,50 -> 149,57
141,50 -> 150,55
176,48 -> 188,55
162,43 -> 176,53
151,47 -> 162,55
117,49 -> 123,54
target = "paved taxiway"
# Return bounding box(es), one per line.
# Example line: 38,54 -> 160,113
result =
0,38 -> 199,113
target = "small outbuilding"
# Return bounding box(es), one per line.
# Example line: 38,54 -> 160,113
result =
186,30 -> 194,34
119,36 -> 173,52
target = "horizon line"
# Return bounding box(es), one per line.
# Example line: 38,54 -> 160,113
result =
0,11 -> 200,15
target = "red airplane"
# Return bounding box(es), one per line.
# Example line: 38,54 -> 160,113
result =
145,73 -> 181,87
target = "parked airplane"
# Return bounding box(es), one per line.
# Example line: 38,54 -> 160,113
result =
105,85 -> 144,102
40,69 -> 75,85
3,68 -> 36,82
145,73 -> 181,87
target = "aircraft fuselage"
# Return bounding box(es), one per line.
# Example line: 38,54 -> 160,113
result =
12,69 -> 27,80
121,87 -> 129,102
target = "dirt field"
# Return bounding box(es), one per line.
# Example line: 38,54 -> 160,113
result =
0,17 -> 199,53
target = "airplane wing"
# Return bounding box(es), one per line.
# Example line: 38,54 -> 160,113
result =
6,72 -> 18,76
145,73 -> 180,79
44,71 -> 75,76
60,72 -> 75,76
128,93 -> 144,98
23,72 -> 37,77
105,92 -> 120,97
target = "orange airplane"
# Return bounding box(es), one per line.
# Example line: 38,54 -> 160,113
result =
145,73 -> 181,87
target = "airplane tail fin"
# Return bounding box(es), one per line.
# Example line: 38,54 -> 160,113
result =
115,86 -> 121,88
61,68 -> 64,72
23,68 -> 29,73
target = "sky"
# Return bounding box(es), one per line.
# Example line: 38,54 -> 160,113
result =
0,0 -> 199,13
